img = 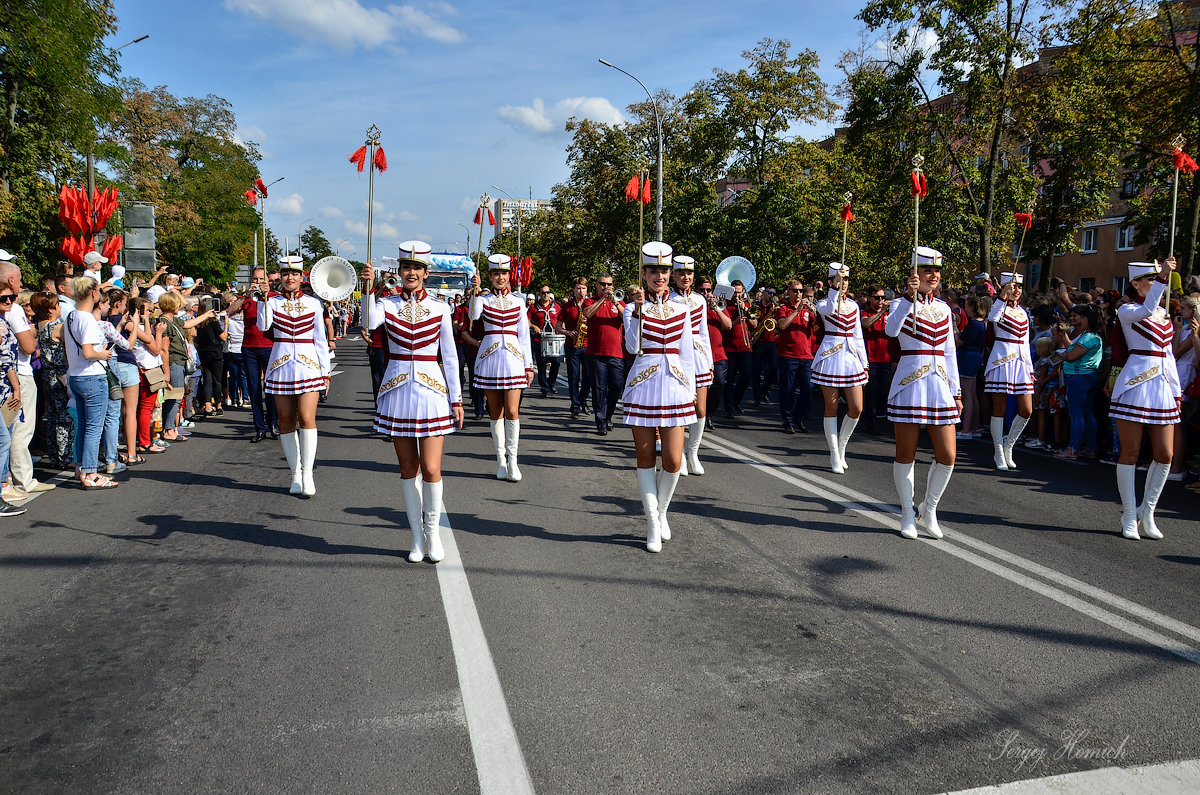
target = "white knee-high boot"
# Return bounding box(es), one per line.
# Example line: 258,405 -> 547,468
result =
657,467 -> 681,543
298,428 -> 317,496
685,422 -> 705,475
679,426 -> 691,476
838,415 -> 859,471
990,416 -> 1008,470
637,467 -> 662,553
917,462 -> 954,539
893,462 -> 918,539
422,479 -> 445,562
400,476 -> 425,562
489,420 -> 508,480
280,431 -> 302,494
824,417 -> 844,474
504,418 -> 521,482
1138,461 -> 1169,540
1003,415 -> 1028,470
1116,463 -> 1140,539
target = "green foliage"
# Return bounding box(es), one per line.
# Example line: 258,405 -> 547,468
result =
301,225 -> 334,262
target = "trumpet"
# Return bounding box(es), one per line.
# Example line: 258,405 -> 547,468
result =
382,274 -> 399,290
714,297 -> 727,311
749,317 -> 777,346
611,288 -> 625,304
249,288 -> 264,301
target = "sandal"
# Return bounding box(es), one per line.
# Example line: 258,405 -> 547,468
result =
161,433 -> 189,442
138,443 -> 168,454
81,474 -> 119,490
121,453 -> 146,465
1053,449 -> 1078,460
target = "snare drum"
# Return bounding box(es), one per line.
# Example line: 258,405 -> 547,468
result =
541,332 -> 566,359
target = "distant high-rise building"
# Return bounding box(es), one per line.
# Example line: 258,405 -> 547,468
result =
492,198 -> 552,238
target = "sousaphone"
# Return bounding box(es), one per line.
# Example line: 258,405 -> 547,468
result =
308,255 -> 357,302
715,256 -> 756,300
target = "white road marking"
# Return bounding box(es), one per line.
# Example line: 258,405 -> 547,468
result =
434,508 -> 535,795
701,434 -> 1200,666
944,757 -> 1200,794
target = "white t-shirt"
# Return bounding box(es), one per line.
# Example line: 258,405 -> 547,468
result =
5,303 -> 33,376
82,269 -> 102,283
146,285 -> 167,303
225,313 -> 245,354
64,310 -> 106,377
132,321 -> 163,370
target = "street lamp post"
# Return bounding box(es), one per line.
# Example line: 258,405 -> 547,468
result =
599,58 -> 663,241
259,176 -> 285,266
336,239 -> 350,255
298,217 -> 313,259
491,185 -> 523,264
454,221 -> 470,255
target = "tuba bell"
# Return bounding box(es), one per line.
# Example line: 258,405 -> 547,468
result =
308,255 -> 357,302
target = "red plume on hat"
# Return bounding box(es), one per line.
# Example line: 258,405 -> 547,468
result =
840,202 -> 854,222
910,171 -> 928,198
348,146 -> 367,172
1174,147 -> 1198,174
1013,211 -> 1033,230
255,177 -> 269,198
373,147 -> 387,173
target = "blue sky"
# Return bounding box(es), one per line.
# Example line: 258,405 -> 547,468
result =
108,0 -> 874,263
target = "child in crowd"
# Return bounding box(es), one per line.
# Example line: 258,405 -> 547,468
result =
1028,336 -> 1063,452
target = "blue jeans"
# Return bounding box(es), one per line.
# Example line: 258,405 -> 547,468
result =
566,346 -> 591,411
1065,371 -> 1100,452
162,363 -> 185,433
0,416 -> 12,482
778,356 -> 813,426
863,362 -> 894,431
101,394 -> 121,465
708,359 -> 728,415
243,347 -> 277,433
225,351 -> 249,402
724,351 -> 753,414
752,344 -> 778,402
589,355 -> 625,429
69,374 -> 107,473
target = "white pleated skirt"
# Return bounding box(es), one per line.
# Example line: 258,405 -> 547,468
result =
622,356 -> 697,427
1109,378 -> 1181,425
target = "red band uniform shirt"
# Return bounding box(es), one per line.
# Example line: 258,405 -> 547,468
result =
471,289 -> 533,389
708,306 -> 729,364
621,295 -> 697,426
529,301 -> 561,346
258,292 -> 331,394
582,297 -> 624,358
983,301 -> 1034,395
1110,278 -> 1181,424
366,289 -> 462,436
811,288 -> 868,388
884,294 -> 961,425
671,290 -> 713,388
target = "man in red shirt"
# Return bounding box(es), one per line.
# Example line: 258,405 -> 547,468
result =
529,284 -> 562,398
556,277 -> 592,418
453,284 -> 485,418
774,278 -> 817,433
753,288 -> 779,405
698,276 -> 732,429
227,266 -> 278,442
722,279 -> 754,418
582,274 -> 625,435
860,282 -> 898,434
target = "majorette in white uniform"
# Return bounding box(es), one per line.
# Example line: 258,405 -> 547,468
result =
983,272 -> 1035,470
627,242 -> 696,553
1111,262 -> 1181,541
472,253 -> 534,482
668,254 -> 712,476
368,241 -> 462,563
259,255 -> 332,498
812,262 -> 868,474
886,247 -> 961,540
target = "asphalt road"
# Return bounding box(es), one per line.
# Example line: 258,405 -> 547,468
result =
1,339 -> 1197,794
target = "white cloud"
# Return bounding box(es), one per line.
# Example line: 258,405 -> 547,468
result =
239,124 -> 267,143
321,206 -> 346,218
397,210 -> 419,222
460,195 -> 479,213
360,200 -> 418,223
224,0 -> 465,51
345,219 -> 400,239
272,193 -> 305,215
495,96 -> 625,135
869,25 -> 939,64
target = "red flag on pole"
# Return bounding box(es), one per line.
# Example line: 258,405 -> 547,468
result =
840,203 -> 854,222
245,189 -> 257,206
348,147 -> 367,172
255,177 -> 269,197
1174,147 -> 1198,174
1013,211 -> 1033,230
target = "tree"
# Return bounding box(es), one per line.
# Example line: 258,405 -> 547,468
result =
300,225 -> 333,262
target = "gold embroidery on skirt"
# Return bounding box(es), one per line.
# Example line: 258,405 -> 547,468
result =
418,372 -> 447,394
379,372 -> 408,392
1125,366 -> 1161,387
626,364 -> 660,388
821,342 -> 843,357
269,353 -> 291,370
898,363 -> 931,387
992,351 -> 1016,366
505,342 -> 525,361
670,364 -> 688,384
297,353 -> 320,370
478,341 -> 501,359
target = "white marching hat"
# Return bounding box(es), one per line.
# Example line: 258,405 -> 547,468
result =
642,241 -> 673,266
487,253 -> 512,271
1127,261 -> 1160,281
827,261 -> 849,278
398,240 -> 432,264
671,255 -> 695,270
277,254 -> 304,272
999,272 -> 1023,285
913,246 -> 943,267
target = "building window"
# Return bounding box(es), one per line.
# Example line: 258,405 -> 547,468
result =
1113,276 -> 1127,292
1080,228 -> 1098,253
1116,225 -> 1135,251
1120,177 -> 1137,198
1079,277 -> 1095,292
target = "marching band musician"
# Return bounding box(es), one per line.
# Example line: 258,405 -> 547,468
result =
886,247 -> 962,540
1111,258 -> 1181,540
555,277 -> 592,419
258,255 -> 332,497
698,276 -> 732,425
529,284 -> 562,398
721,279 -> 755,418
983,272 -> 1034,470
624,242 -> 696,553
471,254 -> 535,481
811,263 -> 868,474
773,279 -> 818,434
581,274 -> 625,435
669,255 -> 713,475
361,242 -> 464,563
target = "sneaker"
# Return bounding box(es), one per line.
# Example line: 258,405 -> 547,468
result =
956,430 -> 976,440
105,462 -> 128,475
0,501 -> 26,517
1,486 -> 27,502
1023,439 -> 1043,449
179,419 -> 196,428
1167,471 -> 1186,482
27,482 -> 56,493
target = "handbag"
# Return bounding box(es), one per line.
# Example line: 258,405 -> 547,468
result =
143,364 -> 167,392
